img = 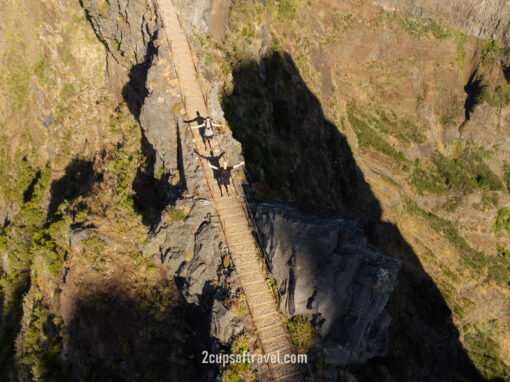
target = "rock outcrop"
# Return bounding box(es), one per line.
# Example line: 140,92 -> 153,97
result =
254,203 -> 401,368
143,198 -> 246,345
139,33 -> 184,185
143,199 -> 225,307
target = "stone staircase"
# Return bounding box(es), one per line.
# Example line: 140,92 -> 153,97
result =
156,1 -> 304,380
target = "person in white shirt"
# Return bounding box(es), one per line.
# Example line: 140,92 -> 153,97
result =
191,116 -> 223,150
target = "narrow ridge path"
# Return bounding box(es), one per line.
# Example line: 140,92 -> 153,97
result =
156,1 -> 304,380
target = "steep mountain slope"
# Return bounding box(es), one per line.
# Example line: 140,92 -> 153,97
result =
197,0 -> 510,380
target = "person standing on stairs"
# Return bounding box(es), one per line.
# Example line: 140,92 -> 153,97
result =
208,160 -> 245,196
190,116 -> 223,150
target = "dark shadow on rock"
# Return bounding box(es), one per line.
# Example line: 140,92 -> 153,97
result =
184,111 -> 207,126
503,65 -> 510,84
0,274 -> 31,382
195,149 -> 225,193
118,32 -> 184,229
22,169 -> 41,203
122,60 -> 150,119
62,286 -> 215,381
48,159 -> 97,218
121,33 -> 158,119
464,70 -> 484,121
223,50 -> 488,381
132,134 -> 182,229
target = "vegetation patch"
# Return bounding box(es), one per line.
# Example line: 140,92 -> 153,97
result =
464,321 -> 510,380
346,104 -> 407,162
481,40 -> 510,67
167,207 -> 186,221
432,149 -> 503,195
405,200 -> 486,276
397,16 -> 462,42
494,208 -> 510,233
286,315 -> 313,353
409,160 -> 446,195
476,78 -> 510,108
98,1 -> 109,18
220,336 -> 252,382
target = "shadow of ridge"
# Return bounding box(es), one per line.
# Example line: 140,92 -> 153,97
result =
223,50 -> 490,381
61,283 -> 213,381
48,159 -> 97,219
116,29 -> 185,229
132,133 -> 183,229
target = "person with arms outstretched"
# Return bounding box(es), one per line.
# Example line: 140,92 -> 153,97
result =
191,116 -> 224,150
208,160 -> 245,196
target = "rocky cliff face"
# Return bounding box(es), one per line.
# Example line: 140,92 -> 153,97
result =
255,203 -> 400,370
371,0 -> 510,46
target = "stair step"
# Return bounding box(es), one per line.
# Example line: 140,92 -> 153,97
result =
251,301 -> 276,316
262,335 -> 290,353
243,280 -> 268,295
267,346 -> 293,358
228,232 -> 252,244
236,262 -> 259,275
246,287 -> 272,301
254,312 -> 282,329
215,198 -> 240,210
271,364 -> 303,381
239,271 -> 265,286
230,241 -> 257,254
224,223 -> 250,236
258,324 -> 288,343
234,256 -> 258,267
220,207 -> 245,219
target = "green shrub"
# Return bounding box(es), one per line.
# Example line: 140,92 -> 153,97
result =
167,207 -> 186,221
286,315 -> 313,353
432,150 -> 503,195
74,209 -> 88,224
98,1 -> 109,18
464,322 -> 510,380
494,208 -> 510,233
455,33 -> 467,71
410,162 -> 446,195
477,80 -> 510,108
398,17 -> 455,40
60,83 -> 76,99
346,105 -> 407,163
504,162 -> 510,192
481,40 -> 501,66
34,55 -> 51,84
496,243 -> 509,258
6,55 -> 30,113
276,0 -> 297,21
83,233 -> 106,254
221,336 -> 251,382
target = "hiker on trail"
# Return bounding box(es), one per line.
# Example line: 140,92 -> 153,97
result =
208,160 -> 245,196
191,116 -> 223,150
